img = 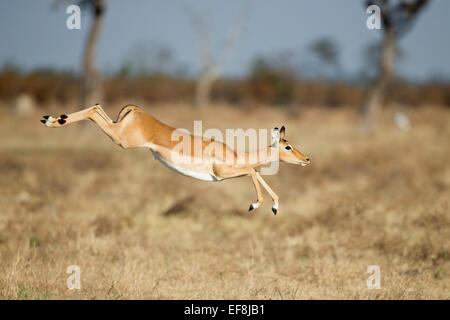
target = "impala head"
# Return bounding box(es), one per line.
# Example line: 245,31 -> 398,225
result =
272,126 -> 310,166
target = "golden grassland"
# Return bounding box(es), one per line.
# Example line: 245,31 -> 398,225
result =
0,102 -> 449,299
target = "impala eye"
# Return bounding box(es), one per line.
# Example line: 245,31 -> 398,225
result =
285,146 -> 292,150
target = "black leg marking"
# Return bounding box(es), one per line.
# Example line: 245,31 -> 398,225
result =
60,114 -> 68,119
58,119 -> 66,125
43,115 -> 50,120
249,204 -> 254,211
272,206 -> 277,215
40,119 -> 46,124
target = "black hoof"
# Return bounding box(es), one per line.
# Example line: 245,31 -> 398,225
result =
43,115 -> 50,119
272,207 -> 277,215
58,119 -> 66,125
249,204 -> 254,211
60,114 -> 68,119
40,119 -> 46,124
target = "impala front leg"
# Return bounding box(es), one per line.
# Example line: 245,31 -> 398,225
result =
249,169 -> 264,212
256,172 -> 279,215
212,164 -> 264,213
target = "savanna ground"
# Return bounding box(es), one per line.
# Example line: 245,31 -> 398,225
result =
0,102 -> 449,299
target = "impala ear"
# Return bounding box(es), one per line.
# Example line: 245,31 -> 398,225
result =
280,126 -> 286,139
271,128 -> 280,147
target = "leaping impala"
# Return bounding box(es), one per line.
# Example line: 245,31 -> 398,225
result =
41,104 -> 310,215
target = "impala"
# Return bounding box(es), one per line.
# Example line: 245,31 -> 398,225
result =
41,104 -> 310,215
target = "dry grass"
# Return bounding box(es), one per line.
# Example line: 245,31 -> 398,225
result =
0,102 -> 449,299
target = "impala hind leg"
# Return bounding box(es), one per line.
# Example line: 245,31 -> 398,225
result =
41,104 -> 124,145
41,104 -> 113,128
255,172 -> 279,215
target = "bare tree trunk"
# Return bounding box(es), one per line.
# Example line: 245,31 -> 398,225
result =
361,29 -> 396,131
195,73 -> 212,108
81,0 -> 104,108
195,68 -> 219,108
187,2 -> 250,108
360,0 -> 429,131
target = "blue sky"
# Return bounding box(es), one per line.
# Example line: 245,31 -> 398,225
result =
0,0 -> 449,80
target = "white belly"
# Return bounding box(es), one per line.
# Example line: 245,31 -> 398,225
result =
150,149 -> 221,182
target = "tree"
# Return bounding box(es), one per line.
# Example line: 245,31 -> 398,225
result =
309,37 -> 340,79
80,0 -> 105,108
186,2 -> 250,108
248,57 -> 296,106
361,0 -> 429,131
123,41 -> 177,76
360,41 -> 405,83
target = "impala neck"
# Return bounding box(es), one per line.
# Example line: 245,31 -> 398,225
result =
239,145 -> 279,167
